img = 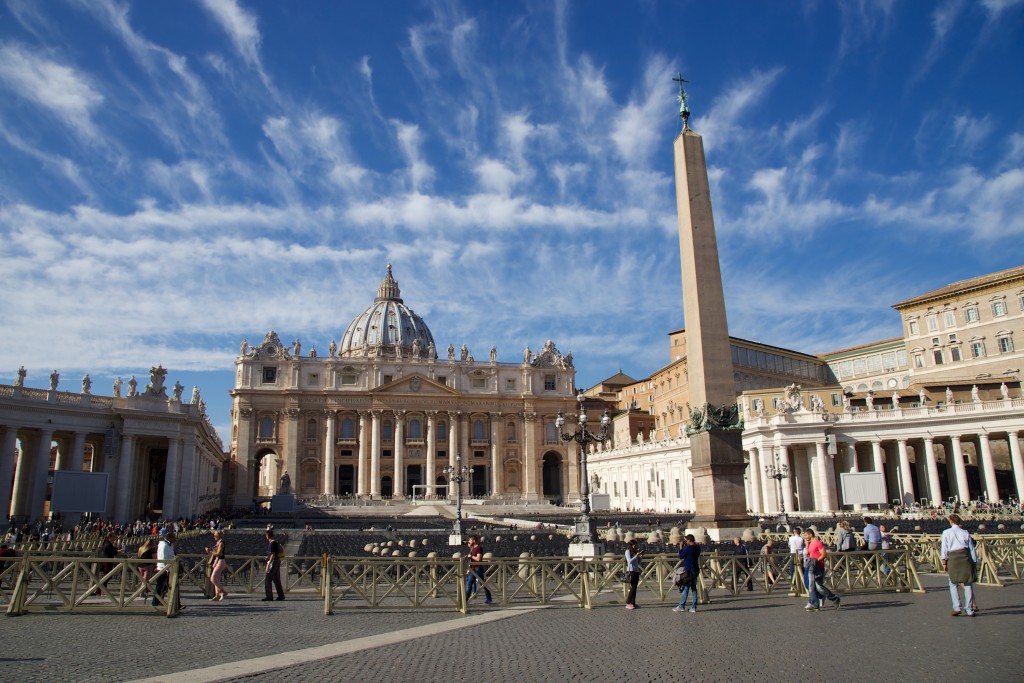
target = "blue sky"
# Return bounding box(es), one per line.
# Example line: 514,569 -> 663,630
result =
1,0 -> 1022,440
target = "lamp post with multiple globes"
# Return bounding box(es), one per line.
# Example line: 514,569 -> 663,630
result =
763,453 -> 790,525
443,454 -> 474,545
556,392 -> 612,554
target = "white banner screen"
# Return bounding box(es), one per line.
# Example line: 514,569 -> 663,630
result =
840,471 -> 888,505
50,471 -> 109,513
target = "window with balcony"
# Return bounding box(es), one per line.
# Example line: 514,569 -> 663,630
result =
437,421 -> 446,439
340,418 -> 355,439
408,419 -> 422,439
341,373 -> 357,385
383,422 -> 393,442
471,377 -> 486,389
545,422 -> 558,443
306,419 -> 317,439
472,419 -> 486,440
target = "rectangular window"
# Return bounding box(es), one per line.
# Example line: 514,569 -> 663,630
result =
908,320 -> 919,335
382,449 -> 392,458
1019,295 -> 1024,312
931,337 -> 941,346
613,482 -> 619,496
854,359 -> 867,375
544,375 -> 556,391
262,367 -> 277,384
951,347 -> 962,362
471,377 -> 486,389
474,450 -> 485,458
998,337 -> 1014,353
307,373 -> 319,386
341,373 -> 357,385
675,479 -> 681,497
965,307 -> 979,323
382,374 -> 393,384
437,450 -> 446,461
992,301 -> 1007,317
437,376 -> 446,386
914,353 -> 924,368
971,342 -> 985,358
341,450 -> 352,458
881,352 -> 897,370
831,393 -> 842,407
927,315 -> 938,332
933,350 -> 944,365
506,379 -> 516,391
944,311 -> 956,328
634,481 -> 640,497
948,333 -> 958,342
867,355 -> 882,373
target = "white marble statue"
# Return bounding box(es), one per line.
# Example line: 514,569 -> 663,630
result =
460,344 -> 469,362
427,341 -> 436,359
946,387 -> 954,405
82,374 -> 92,394
1000,382 -> 1010,400
127,376 -> 138,397
891,391 -> 900,409
919,389 -> 927,405
172,381 -> 184,401
524,346 -> 531,363
784,383 -> 804,412
329,339 -> 337,357
292,339 -> 301,356
240,338 -> 249,356
15,366 -> 26,387
865,391 -> 874,410
810,394 -> 824,412
971,385 -> 981,403
191,386 -> 200,404
842,394 -> 852,412
490,345 -> 497,363
447,344 -> 455,362
113,376 -> 123,398
49,370 -> 59,391
309,346 -> 317,359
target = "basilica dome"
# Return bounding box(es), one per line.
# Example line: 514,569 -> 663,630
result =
338,265 -> 437,359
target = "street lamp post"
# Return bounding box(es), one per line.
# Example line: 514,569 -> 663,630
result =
557,392 -> 612,554
443,454 -> 474,545
764,453 -> 790,525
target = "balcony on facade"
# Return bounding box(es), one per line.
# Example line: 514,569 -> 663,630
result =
470,438 -> 490,447
405,437 -> 425,446
336,437 -> 358,446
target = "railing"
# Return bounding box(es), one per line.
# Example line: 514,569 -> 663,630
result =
4,555 -> 179,617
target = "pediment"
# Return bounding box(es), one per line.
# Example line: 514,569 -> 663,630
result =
371,373 -> 458,396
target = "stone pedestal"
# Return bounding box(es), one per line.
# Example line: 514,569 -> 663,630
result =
567,542 -> 606,558
271,494 -> 295,513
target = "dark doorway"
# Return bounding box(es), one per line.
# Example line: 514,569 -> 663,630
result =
406,465 -> 422,496
337,465 -> 355,496
543,452 -> 562,500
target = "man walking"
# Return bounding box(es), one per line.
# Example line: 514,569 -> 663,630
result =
862,517 -> 882,550
152,529 -> 182,610
941,513 -> 978,617
263,529 -> 285,601
733,537 -> 753,591
464,535 -> 492,604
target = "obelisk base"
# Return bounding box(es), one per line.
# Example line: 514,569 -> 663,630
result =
688,430 -> 751,540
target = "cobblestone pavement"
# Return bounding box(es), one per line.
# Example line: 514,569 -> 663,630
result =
3,574 -> 1021,682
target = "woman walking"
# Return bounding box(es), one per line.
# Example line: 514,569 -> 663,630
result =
940,514 -> 978,617
624,539 -> 642,609
205,530 -> 228,601
673,534 -> 701,612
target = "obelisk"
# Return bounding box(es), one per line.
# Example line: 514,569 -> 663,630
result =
672,75 -> 748,539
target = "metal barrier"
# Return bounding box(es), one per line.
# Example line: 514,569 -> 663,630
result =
173,554 -> 325,598
5,555 -> 179,617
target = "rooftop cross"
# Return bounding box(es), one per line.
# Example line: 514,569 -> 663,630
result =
673,72 -> 691,130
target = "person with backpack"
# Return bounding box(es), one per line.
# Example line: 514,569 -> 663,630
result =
624,539 -> 642,609
673,534 -> 701,613
262,529 -> 285,601
835,521 -> 855,552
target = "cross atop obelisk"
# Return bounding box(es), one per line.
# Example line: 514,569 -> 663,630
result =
672,77 -> 748,538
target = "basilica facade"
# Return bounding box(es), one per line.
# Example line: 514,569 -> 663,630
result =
227,266 -> 580,505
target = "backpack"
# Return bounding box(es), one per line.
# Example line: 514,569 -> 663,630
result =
672,566 -> 692,588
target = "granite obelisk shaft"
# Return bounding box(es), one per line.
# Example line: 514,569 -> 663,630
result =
674,129 -> 748,530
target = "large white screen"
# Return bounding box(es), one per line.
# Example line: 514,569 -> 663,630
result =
50,471 -> 109,513
840,471 -> 888,505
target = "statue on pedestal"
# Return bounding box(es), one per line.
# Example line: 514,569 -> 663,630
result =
113,376 -> 123,398
191,386 -> 201,405
490,345 -> 497,363
946,387 -> 954,405
49,370 -> 59,391
240,338 -> 249,356
329,339 -> 337,357
14,366 -> 26,387
971,385 -> 981,403
127,376 -> 138,397
292,339 -> 301,356
891,392 -> 900,409
82,375 -> 92,394
447,344 -> 455,362
279,471 -> 292,495
1001,383 -> 1011,401
172,381 -> 184,401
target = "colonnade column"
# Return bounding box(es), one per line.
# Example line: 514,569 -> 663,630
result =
897,438 -> 914,505
163,437 -> 181,519
950,435 -> 970,503
284,409 -> 299,495
323,411 -> 335,496
9,435 -> 34,520
114,434 -> 136,522
870,440 -> 888,508
447,411 -> 458,499
393,411 -> 405,498
923,437 -> 942,506
0,426 -> 19,527
29,428 -> 54,521
523,413 -> 538,501
356,412 -> 368,497
425,412 -> 437,493
846,441 -> 864,511
747,447 -> 763,514
1008,431 -> 1024,504
370,410 -> 382,498
461,414 -> 471,495
778,444 -> 795,512
69,431 -> 87,472
490,414 -> 501,496
978,432 -> 1001,504
814,441 -> 837,511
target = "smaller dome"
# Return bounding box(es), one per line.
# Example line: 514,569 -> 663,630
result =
338,265 -> 437,359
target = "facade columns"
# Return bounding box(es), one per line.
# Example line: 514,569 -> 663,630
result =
447,411 -> 458,499
284,410 -> 299,494
846,441 -> 864,511
425,412 -> 437,492
69,431 -> 87,472
978,432 -> 1001,504
0,426 -> 20,526
29,428 -> 54,521
177,436 -> 199,518
233,407 -> 253,507
323,411 -> 335,496
814,441 -> 837,511
163,437 -> 182,519
10,434 -> 34,520
870,440 -> 888,507
949,435 -> 970,503
747,447 -> 763,514
370,410 -> 382,498
523,413 -> 538,501
778,444 -> 795,512
922,437 -> 942,506
356,412 -> 369,497
897,438 -> 915,505
1008,431 -> 1024,504
490,414 -> 501,495
114,434 -> 136,522
393,411 -> 405,498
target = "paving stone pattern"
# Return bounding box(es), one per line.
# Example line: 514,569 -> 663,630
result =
2,574 -> 1020,682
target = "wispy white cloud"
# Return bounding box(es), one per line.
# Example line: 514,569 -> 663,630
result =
198,0 -> 263,71
694,67 -> 784,151
0,44 -> 103,141
951,113 -> 995,153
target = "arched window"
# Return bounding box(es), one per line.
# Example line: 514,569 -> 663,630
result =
437,421 -> 447,439
341,418 -> 355,439
306,418 -> 317,439
409,419 -> 422,439
473,419 -> 486,440
383,421 -> 394,442
506,421 -> 516,442
259,417 -> 274,439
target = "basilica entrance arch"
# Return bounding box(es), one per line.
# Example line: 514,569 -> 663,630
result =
542,451 -> 563,501
253,448 -> 278,499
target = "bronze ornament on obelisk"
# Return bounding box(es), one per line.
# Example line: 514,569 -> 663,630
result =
672,74 -> 749,538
